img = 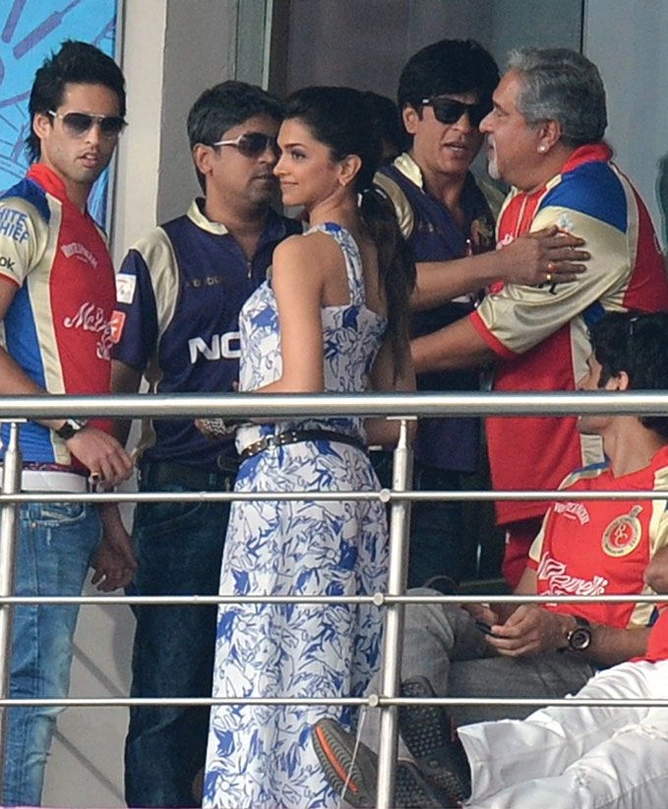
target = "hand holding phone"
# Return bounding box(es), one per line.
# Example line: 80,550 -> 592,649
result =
475,619 -> 501,639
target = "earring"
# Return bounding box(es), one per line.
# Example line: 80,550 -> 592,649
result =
538,144 -> 547,153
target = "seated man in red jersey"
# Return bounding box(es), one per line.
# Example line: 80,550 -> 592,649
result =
411,48 -> 668,589
313,311 -> 668,808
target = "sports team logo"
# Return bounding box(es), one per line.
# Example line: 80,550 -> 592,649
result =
109,309 -> 126,344
601,506 -> 643,557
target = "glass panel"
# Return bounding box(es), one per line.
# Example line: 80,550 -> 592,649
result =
236,0 -> 273,89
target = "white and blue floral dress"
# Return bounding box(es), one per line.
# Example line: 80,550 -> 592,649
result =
203,223 -> 389,808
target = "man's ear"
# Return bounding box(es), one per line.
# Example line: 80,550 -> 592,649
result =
32,112 -> 51,141
192,143 -> 212,177
536,119 -> 563,154
402,105 -> 420,136
613,370 -> 631,391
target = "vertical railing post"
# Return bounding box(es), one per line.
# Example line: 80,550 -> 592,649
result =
0,421 -> 22,794
376,418 -> 413,809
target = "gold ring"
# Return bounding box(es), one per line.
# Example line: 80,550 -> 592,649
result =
546,272 -> 553,283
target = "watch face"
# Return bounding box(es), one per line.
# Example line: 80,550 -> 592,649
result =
568,627 -> 592,651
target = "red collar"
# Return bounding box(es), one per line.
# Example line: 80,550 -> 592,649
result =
27,163 -> 95,221
561,142 -> 612,174
27,163 -> 70,202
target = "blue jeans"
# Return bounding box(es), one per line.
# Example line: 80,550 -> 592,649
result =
3,500 -> 101,807
124,463 -> 233,807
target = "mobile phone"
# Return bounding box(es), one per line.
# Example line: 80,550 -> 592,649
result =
475,619 -> 501,638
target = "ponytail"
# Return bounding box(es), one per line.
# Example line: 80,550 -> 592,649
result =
359,186 -> 416,377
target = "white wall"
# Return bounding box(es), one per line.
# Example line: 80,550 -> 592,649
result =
43,589 -> 135,807
583,0 -> 668,248
156,0 -> 239,224
111,0 -> 167,266
111,0 -> 240,264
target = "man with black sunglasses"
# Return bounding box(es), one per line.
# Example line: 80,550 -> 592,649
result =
0,40 -> 135,806
110,80 -> 301,807
374,39 -> 588,589
411,48 -> 668,590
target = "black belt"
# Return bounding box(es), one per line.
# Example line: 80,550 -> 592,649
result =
239,429 -> 366,463
140,460 -> 237,491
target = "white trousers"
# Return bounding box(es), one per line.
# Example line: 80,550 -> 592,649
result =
460,660 -> 668,809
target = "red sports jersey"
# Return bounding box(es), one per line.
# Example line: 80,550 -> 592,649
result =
637,610 -> 668,663
0,163 -> 115,465
470,144 -> 668,526
528,446 -> 668,629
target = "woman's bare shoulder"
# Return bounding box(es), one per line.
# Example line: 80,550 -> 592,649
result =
272,228 -> 342,270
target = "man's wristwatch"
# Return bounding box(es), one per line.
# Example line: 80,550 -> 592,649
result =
566,615 -> 592,651
54,418 -> 88,441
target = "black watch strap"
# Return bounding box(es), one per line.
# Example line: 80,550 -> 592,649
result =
54,418 -> 87,440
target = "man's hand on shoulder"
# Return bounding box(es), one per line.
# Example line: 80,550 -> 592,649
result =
500,226 -> 589,287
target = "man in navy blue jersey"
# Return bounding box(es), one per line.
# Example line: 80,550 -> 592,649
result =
374,40 -> 586,587
110,81 -> 301,808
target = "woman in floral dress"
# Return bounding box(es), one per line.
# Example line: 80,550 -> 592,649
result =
203,86 -> 415,809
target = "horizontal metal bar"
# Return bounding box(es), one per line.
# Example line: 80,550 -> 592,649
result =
0,593 -> 662,606
0,696 -> 367,707
1,489 -> 667,505
1,390 -> 668,419
0,695 -> 665,708
377,696 -> 668,709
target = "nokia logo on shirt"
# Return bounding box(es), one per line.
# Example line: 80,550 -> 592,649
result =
188,332 -> 240,363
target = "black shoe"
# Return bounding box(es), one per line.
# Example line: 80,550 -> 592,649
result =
312,717 -> 456,808
399,677 -> 472,803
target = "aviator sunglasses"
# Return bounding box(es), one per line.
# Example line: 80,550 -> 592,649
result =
421,97 -> 490,127
48,110 -> 127,138
212,132 -> 279,158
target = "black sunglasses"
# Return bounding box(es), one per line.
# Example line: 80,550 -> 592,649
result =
48,110 -> 127,138
212,132 -> 279,158
421,97 -> 489,127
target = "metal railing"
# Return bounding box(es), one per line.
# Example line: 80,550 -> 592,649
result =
1,390 -> 668,808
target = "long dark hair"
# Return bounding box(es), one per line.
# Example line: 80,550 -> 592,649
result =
284,86 -> 415,374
